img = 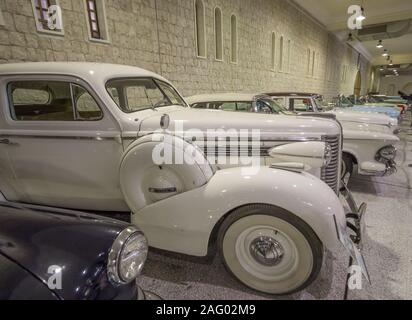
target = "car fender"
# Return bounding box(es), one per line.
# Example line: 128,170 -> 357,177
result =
343,134 -> 399,166
130,167 -> 346,257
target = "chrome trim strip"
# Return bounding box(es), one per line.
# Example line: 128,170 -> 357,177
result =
268,152 -> 324,159
0,134 -> 117,141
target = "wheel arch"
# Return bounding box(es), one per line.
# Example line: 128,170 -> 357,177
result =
342,150 -> 358,165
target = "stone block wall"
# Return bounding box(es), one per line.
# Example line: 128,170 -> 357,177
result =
0,0 -> 373,101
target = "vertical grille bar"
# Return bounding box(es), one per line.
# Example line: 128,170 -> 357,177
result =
321,135 -> 341,194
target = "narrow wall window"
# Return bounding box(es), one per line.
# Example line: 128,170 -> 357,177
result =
278,36 -> 283,71
31,0 -> 64,35
195,0 -> 206,58
311,50 -> 315,76
230,14 -> 238,63
0,7 -> 5,26
214,7 -> 223,61
86,0 -> 100,39
306,49 -> 311,75
287,39 -> 291,73
271,32 -> 276,70
84,0 -> 109,42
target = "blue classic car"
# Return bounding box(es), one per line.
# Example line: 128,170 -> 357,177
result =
0,202 -> 150,300
335,95 -> 401,120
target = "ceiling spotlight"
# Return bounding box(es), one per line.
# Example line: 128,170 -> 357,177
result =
379,68 -> 384,71
376,40 -> 383,48
356,7 -> 366,21
382,49 -> 388,57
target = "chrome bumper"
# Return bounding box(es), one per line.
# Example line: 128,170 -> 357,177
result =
339,182 -> 370,283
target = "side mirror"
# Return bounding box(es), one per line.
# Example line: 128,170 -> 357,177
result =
160,114 -> 170,130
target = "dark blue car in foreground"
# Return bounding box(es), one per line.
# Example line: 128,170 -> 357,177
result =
0,202 -> 149,300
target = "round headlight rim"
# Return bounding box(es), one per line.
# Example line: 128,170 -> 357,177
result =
107,226 -> 148,285
377,145 -> 397,162
118,232 -> 148,284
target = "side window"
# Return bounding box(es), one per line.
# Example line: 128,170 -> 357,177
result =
9,81 -> 74,121
107,87 -> 120,106
155,81 -> 186,106
236,102 -> 252,111
72,84 -> 103,120
255,100 -> 273,114
290,98 -> 313,112
273,98 -> 285,107
8,81 -> 102,121
220,102 -> 236,111
191,102 -> 208,109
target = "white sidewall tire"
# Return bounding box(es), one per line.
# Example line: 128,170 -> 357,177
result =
218,205 -> 323,295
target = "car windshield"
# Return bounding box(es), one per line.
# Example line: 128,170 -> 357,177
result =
256,98 -> 294,115
106,78 -> 186,113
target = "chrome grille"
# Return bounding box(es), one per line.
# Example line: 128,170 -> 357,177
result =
321,135 -> 341,194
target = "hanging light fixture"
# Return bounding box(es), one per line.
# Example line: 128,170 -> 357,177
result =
386,55 -> 391,61
376,40 -> 383,48
357,7 -> 366,21
347,33 -> 353,41
389,60 -> 393,66
382,49 -> 388,57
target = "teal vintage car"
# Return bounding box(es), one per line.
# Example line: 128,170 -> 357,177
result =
335,95 -> 401,120
369,95 -> 408,115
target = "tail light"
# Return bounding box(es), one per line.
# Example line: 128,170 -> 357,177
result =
398,104 -> 406,114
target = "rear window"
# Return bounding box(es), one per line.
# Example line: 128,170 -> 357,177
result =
8,81 -> 103,121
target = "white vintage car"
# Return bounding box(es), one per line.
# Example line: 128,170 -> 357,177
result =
0,62 -> 368,295
187,93 -> 399,178
264,92 -> 400,132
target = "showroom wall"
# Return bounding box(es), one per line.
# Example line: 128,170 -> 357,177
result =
0,0 -> 373,100
379,75 -> 412,95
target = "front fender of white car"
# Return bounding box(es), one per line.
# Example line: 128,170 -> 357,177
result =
130,167 -> 346,257
342,133 -> 399,175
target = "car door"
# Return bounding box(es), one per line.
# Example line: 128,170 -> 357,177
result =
0,75 -> 129,211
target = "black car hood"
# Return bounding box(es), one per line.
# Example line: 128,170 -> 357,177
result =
0,253 -> 58,300
0,203 -> 129,300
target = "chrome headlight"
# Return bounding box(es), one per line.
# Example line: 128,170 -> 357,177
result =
323,143 -> 332,166
376,146 -> 397,162
108,227 -> 148,284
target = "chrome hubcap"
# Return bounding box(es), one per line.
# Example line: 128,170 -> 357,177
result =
249,236 -> 284,266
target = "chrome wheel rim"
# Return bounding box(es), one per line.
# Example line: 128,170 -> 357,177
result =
235,225 -> 299,281
249,236 -> 284,266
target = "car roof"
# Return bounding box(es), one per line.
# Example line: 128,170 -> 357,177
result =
0,62 -> 171,85
264,92 -> 320,97
186,93 -> 269,104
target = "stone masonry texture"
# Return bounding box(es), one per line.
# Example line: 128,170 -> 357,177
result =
0,0 -> 374,101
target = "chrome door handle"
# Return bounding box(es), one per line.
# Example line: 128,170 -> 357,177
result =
0,139 -> 18,146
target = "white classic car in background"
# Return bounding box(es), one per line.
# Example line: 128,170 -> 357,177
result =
187,93 -> 399,178
263,92 -> 400,133
0,62 -> 368,295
